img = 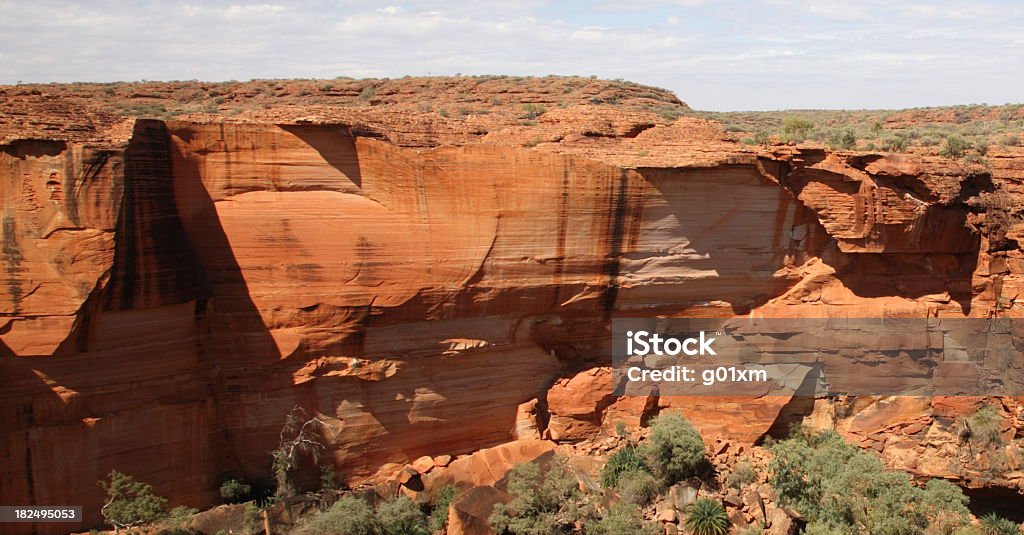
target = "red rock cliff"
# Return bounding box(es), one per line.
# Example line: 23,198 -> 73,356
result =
2,79 -> 1023,532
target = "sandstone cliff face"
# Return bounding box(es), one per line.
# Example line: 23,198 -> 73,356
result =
2,83 -> 1023,532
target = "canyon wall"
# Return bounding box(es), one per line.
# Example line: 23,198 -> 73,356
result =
2,113 -> 1021,532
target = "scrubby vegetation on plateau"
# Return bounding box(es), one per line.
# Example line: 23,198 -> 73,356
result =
704,103 -> 1024,161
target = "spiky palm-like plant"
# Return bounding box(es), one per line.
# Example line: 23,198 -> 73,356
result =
979,512 -> 1020,535
684,498 -> 729,535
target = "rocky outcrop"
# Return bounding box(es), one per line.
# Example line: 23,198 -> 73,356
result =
2,79 -> 1024,533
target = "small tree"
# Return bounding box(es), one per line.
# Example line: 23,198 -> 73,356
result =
638,413 -> 708,485
828,128 -> 858,150
782,116 -> 815,143
881,136 -> 908,153
99,470 -> 168,533
271,406 -> 338,498
489,457 -> 588,534
941,135 -> 971,159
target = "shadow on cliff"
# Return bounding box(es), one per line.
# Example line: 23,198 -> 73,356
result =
830,171 -> 998,317
169,125 -> 303,488
630,165 -> 824,315
280,125 -> 363,187
169,124 -> 459,493
833,252 -> 980,315
3,121 -> 261,529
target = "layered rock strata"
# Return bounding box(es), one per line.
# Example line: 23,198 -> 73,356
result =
2,87 -> 1023,532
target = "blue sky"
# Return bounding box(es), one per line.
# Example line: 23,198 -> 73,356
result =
1,0 -> 1022,110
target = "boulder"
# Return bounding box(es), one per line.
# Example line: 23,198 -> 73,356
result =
447,485 -> 511,535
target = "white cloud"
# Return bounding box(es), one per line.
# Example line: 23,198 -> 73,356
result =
0,0 -> 1021,110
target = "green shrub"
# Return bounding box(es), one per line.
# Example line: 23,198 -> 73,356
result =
963,154 -> 989,167
922,479 -> 971,535
651,104 -> 686,121
684,498 -> 729,535
295,496 -> 378,535
359,86 -> 375,101
804,521 -> 856,535
218,478 -> 251,504
978,512 -> 1020,535
242,503 -> 262,534
428,484 -> 462,532
587,503 -> 659,535
1000,133 -> 1021,147
376,496 -> 428,535
601,446 -> 651,488
828,128 -> 857,150
727,460 -> 757,490
881,136 -> 908,153
781,116 -> 816,143
975,138 -> 992,156
521,104 -> 547,119
489,457 -> 587,534
99,470 -> 169,532
638,413 -> 708,485
941,135 -> 971,159
965,405 -> 1004,447
617,470 -> 660,506
320,466 -> 339,492
769,429 -> 971,534
162,505 -> 198,534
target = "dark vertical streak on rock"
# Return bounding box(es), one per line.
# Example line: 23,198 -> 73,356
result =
23,436 -> 35,507
116,141 -> 138,309
106,119 -> 208,311
3,214 -> 23,312
71,150 -> 112,228
552,161 -> 571,308
600,169 -> 630,315
61,147 -> 78,227
23,399 -> 36,509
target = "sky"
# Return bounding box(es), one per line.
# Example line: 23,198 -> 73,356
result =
0,0 -> 1022,111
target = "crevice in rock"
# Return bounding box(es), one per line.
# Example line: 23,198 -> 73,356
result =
962,485 -> 1024,522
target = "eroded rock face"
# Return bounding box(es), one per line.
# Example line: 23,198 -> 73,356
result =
1,106 -> 1021,533
0,139 -> 121,355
